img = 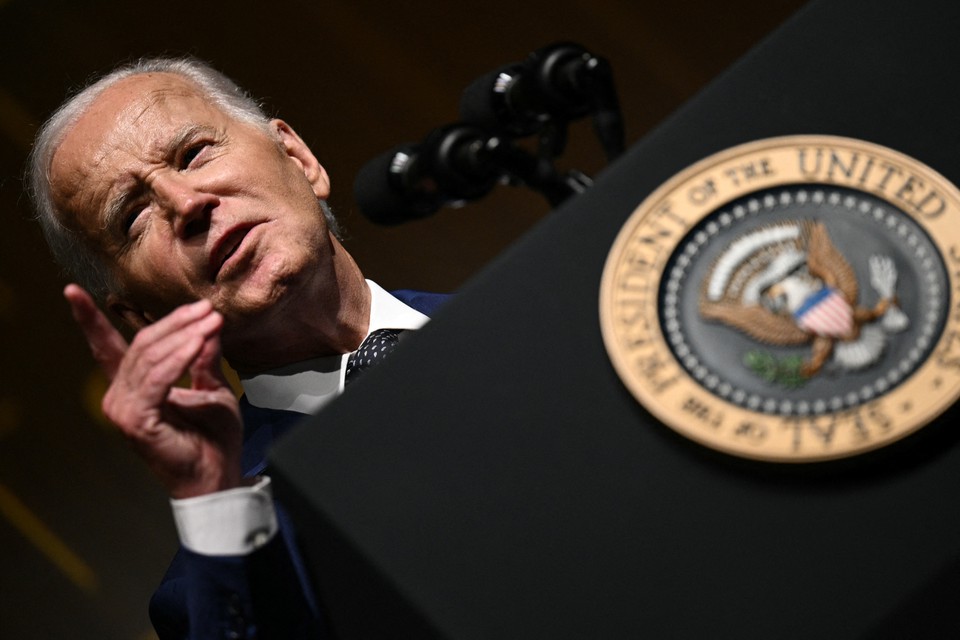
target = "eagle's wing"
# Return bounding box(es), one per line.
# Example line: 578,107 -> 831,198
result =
807,222 -> 858,303
699,301 -> 811,345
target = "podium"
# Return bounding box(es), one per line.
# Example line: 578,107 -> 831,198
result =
271,0 -> 960,636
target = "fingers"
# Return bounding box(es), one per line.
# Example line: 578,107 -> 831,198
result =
64,284 -> 129,379
102,310 -> 222,437
116,305 -> 222,406
69,291 -> 224,433
189,329 -> 228,391
63,284 -> 221,385
65,286 -> 242,498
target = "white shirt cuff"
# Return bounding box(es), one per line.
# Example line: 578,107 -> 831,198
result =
170,476 -> 278,556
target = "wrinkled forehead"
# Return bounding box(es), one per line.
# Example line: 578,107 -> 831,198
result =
49,73 -> 222,231
55,72 -> 215,169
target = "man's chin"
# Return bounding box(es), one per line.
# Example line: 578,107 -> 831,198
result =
214,270 -> 296,312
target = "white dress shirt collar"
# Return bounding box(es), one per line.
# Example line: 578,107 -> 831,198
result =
239,280 -> 429,414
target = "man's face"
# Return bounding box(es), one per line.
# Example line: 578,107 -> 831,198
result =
49,73 -> 334,341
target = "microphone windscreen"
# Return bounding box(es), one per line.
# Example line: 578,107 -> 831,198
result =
353,146 -> 437,225
459,64 -> 539,136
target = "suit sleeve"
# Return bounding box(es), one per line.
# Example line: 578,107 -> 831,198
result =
149,503 -> 327,639
151,401 -> 326,639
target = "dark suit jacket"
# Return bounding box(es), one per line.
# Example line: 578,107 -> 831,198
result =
149,290 -> 448,639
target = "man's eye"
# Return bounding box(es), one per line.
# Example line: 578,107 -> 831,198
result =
124,206 -> 146,233
181,143 -> 209,169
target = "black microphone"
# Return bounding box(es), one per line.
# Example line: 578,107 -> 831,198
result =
459,43 -> 600,133
353,144 -> 438,225
459,63 -> 545,137
460,42 -> 625,160
354,125 -> 502,225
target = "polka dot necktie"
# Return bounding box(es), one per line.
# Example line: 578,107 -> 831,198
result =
344,329 -> 403,385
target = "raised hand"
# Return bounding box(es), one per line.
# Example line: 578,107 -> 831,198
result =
64,285 -> 244,499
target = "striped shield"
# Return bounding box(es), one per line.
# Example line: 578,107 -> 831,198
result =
794,287 -> 853,338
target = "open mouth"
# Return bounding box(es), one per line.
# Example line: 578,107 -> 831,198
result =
210,223 -> 258,279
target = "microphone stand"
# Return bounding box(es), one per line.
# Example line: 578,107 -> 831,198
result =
429,124 -> 593,209
526,42 -> 626,163
482,136 -> 593,207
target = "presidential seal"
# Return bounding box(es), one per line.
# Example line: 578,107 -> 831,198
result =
599,135 -> 960,462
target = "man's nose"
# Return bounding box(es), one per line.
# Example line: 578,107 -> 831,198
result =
153,173 -> 218,237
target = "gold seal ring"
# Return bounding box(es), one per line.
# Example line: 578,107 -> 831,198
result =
600,135 -> 960,462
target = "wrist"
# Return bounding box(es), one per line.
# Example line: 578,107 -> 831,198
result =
167,461 -> 244,499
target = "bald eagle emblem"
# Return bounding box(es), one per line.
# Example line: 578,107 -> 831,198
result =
699,220 -> 909,382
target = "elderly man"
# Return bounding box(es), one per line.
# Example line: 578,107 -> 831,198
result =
29,57 -> 445,638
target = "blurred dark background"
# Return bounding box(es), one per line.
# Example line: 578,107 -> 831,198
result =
0,1 -> 805,637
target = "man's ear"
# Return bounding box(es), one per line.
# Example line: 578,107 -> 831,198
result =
106,294 -> 152,332
273,119 -> 331,199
